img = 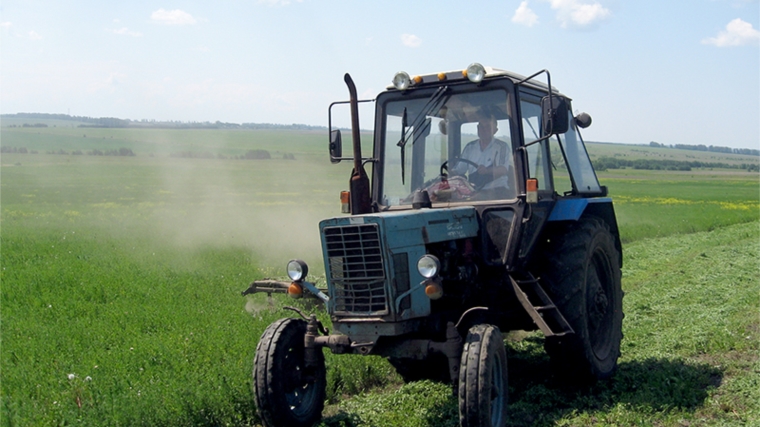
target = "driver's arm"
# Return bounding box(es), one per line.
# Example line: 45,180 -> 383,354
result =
476,164 -> 508,179
452,143 -> 476,175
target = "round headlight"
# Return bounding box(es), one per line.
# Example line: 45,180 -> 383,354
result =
417,255 -> 441,279
286,259 -> 308,282
393,71 -> 412,90
465,63 -> 486,83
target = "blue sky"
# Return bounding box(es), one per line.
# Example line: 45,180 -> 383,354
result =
1,0 -> 758,149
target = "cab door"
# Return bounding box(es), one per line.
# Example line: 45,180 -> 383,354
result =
507,92 -> 557,270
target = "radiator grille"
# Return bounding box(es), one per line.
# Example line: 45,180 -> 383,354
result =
324,224 -> 387,315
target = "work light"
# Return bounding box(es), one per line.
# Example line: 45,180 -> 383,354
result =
392,71 -> 412,90
417,255 -> 440,279
286,259 -> 309,282
464,63 -> 486,83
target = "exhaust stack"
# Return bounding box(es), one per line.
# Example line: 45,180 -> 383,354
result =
344,73 -> 372,215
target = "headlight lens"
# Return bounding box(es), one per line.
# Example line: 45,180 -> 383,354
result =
392,71 -> 412,90
417,255 -> 440,279
465,63 -> 486,83
286,259 -> 308,281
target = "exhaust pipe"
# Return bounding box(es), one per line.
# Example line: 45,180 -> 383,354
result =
344,73 -> 372,215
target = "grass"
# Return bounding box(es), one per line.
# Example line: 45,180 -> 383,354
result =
1,126 -> 758,426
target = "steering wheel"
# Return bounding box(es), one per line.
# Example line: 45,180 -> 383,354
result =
441,157 -> 479,177
409,157 -> 479,202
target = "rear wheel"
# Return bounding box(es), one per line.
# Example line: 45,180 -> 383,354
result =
539,217 -> 623,382
253,318 -> 326,427
458,324 -> 508,427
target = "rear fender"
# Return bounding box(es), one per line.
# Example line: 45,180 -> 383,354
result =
548,198 -> 622,266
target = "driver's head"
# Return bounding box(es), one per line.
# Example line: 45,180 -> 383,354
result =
477,111 -> 498,144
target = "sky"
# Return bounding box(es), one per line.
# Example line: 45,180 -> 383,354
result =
1,0 -> 758,150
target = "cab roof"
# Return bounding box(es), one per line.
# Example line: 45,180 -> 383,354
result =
385,66 -> 565,97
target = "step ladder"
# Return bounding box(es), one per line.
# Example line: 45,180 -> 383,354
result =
509,275 -> 574,337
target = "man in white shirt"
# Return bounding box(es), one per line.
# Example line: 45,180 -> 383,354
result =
451,113 -> 511,192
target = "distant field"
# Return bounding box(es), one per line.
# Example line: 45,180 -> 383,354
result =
1,126 -> 758,426
586,141 -> 760,167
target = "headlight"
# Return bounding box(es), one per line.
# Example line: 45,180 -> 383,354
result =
417,255 -> 440,279
464,63 -> 486,83
392,71 -> 412,90
286,259 -> 308,282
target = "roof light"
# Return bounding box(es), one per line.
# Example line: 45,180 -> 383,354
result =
437,72 -> 447,81
464,63 -> 486,83
392,71 -> 412,90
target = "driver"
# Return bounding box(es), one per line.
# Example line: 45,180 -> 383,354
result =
451,111 -> 511,191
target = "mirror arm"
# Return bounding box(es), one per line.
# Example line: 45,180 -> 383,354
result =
327,98 -> 375,164
522,134 -> 552,149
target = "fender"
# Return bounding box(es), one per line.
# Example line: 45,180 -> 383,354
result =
547,197 -> 622,266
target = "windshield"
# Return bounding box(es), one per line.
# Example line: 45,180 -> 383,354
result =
380,87 -> 515,207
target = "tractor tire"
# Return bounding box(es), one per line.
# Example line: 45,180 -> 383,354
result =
458,324 -> 508,427
539,217 -> 623,383
253,318 -> 326,427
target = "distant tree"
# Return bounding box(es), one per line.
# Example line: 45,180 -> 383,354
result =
244,149 -> 271,160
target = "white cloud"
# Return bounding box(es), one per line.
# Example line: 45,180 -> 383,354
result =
28,30 -> 42,40
512,1 -> 539,27
151,9 -> 197,25
1,22 -> 12,29
702,18 -> 760,47
547,0 -> 611,28
112,27 -> 143,37
401,33 -> 422,48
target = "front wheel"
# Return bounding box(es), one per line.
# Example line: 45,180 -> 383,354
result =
253,318 -> 326,427
458,324 -> 508,427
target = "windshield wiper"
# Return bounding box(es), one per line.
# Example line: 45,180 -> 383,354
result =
396,85 -> 449,185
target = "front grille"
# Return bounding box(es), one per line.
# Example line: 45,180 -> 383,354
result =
324,224 -> 387,315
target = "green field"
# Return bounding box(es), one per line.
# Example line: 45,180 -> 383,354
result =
1,126 -> 758,426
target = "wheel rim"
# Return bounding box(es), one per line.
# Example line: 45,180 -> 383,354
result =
587,248 -> 614,360
282,347 -> 319,417
489,352 -> 506,426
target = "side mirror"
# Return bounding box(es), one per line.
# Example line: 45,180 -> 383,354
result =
575,112 -> 592,129
541,95 -> 569,135
329,129 -> 342,163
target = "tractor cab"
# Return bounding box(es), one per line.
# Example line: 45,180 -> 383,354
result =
329,63 -> 611,270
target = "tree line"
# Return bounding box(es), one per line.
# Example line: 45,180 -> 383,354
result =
1,113 -> 326,131
648,141 -> 758,156
2,145 -> 296,161
0,146 -> 135,156
592,156 -> 759,172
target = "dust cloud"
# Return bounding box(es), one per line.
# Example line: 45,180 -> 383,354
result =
143,153 -> 353,279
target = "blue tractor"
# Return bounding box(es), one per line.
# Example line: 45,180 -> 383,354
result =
242,64 -> 623,427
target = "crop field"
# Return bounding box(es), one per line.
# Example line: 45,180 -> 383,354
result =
1,125 -> 758,426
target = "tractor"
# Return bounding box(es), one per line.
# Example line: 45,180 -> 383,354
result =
241,63 -> 623,427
